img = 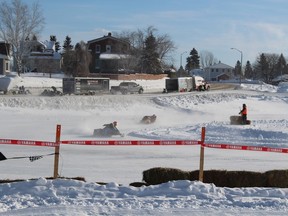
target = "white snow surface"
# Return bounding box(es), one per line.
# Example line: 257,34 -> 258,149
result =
1,73 -> 288,215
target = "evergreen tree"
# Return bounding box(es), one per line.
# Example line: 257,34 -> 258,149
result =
244,61 -> 253,79
62,35 -> 73,52
32,35 -> 38,41
50,35 -> 60,52
62,36 -> 75,76
185,48 -> 200,71
235,60 -> 241,78
254,53 -> 269,82
140,33 -> 162,74
276,53 -> 287,78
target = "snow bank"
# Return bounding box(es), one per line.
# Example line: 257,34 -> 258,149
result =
1,178 -> 288,215
277,82 -> 288,93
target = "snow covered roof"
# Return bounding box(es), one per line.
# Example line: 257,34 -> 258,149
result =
0,53 -> 8,59
42,40 -> 55,50
28,51 -> 61,60
100,53 -> 129,59
206,62 -> 234,69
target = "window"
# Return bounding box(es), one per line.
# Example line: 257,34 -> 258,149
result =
5,61 -> 9,71
95,59 -> 100,69
96,45 -> 100,53
106,45 -> 111,53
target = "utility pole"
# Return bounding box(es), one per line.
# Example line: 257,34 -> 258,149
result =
231,48 -> 243,84
180,51 -> 187,68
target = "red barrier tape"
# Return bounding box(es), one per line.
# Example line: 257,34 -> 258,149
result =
1,138 -> 288,154
203,143 -> 288,153
60,140 -> 201,145
0,139 -> 57,147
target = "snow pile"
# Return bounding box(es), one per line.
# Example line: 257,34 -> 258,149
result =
277,82 -> 288,93
1,178 -> 288,215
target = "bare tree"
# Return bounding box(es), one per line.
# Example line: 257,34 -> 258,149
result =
157,34 -> 176,65
0,0 -> 45,74
265,53 -> 280,82
200,50 -> 218,68
115,26 -> 176,72
74,41 -> 91,76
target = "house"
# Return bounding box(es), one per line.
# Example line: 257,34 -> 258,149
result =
23,40 -> 61,73
87,33 -> 131,74
203,62 -> 234,81
0,42 -> 12,75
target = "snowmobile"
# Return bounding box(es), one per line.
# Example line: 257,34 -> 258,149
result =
140,114 -> 157,124
230,115 -> 251,125
12,86 -> 31,95
41,86 -> 63,96
93,125 -> 124,137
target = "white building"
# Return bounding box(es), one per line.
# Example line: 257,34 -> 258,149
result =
23,40 -> 61,73
204,62 -> 234,81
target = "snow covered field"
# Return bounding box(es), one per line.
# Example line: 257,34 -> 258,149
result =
0,74 -> 288,215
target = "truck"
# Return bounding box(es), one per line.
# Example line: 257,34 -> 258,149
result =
164,76 -> 210,93
62,77 -> 110,95
110,81 -> 144,94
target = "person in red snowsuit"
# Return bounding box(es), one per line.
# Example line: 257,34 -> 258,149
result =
239,104 -> 247,124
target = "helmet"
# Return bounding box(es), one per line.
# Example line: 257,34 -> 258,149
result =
113,121 -> 117,126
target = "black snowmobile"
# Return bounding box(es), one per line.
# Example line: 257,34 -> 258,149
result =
93,124 -> 124,137
230,115 -> 251,125
140,114 -> 157,124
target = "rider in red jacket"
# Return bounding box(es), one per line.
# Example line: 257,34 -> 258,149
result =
239,104 -> 247,124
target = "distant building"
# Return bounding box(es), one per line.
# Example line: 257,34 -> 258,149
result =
87,33 -> 131,74
23,40 -> 61,73
200,62 -> 234,81
0,42 -> 12,75
188,68 -> 204,77
271,74 -> 288,85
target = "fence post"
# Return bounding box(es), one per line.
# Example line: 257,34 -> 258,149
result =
199,127 -> 206,182
53,124 -> 61,179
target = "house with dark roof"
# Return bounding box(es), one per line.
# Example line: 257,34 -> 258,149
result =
87,33 -> 131,74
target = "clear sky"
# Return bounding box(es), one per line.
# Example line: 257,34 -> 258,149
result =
21,0 -> 288,69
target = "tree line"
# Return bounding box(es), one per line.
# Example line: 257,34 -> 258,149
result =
0,0 -> 287,84
184,48 -> 288,84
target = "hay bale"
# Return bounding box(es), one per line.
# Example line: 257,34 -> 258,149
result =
224,171 -> 265,187
201,170 -> 230,187
265,170 -> 288,187
189,170 -> 199,181
201,170 -> 265,187
143,167 -> 190,185
129,182 -> 148,187
143,168 -> 288,187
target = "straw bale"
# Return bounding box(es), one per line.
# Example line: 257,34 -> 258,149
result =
265,169 -> 288,187
143,167 -> 190,185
